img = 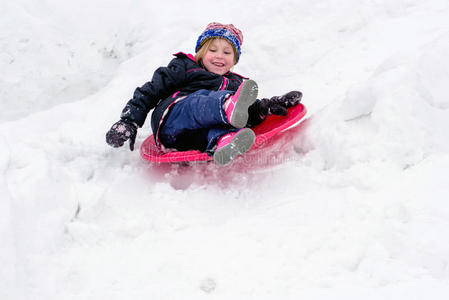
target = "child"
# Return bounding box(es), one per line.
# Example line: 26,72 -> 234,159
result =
106,22 -> 302,165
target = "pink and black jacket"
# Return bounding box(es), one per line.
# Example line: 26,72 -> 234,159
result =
119,52 -> 249,143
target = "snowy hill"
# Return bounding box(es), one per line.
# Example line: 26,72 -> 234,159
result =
1,0 -> 449,299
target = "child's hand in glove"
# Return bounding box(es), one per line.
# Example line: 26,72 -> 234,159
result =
259,91 -> 302,117
106,120 -> 138,151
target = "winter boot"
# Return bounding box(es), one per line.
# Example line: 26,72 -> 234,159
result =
213,128 -> 256,165
224,79 -> 258,128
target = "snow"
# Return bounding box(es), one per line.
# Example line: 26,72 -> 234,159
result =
1,0 -> 449,299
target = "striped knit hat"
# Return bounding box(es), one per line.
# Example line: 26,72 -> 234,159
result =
195,22 -> 244,63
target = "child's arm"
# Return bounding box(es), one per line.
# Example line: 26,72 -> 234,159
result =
246,91 -> 302,127
106,58 -> 187,150
120,58 -> 187,127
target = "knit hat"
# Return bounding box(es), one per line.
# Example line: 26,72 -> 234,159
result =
195,22 -> 244,63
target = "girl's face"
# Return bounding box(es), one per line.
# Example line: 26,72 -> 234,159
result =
202,39 -> 235,75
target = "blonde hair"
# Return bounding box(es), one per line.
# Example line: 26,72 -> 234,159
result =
195,38 -> 238,66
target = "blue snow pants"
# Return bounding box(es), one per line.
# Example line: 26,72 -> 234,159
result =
158,89 -> 239,155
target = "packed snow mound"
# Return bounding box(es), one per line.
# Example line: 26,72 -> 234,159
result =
0,1 -> 157,121
300,32 -> 449,171
1,0 -> 449,299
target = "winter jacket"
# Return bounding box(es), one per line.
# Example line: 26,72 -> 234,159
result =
120,52 -> 248,144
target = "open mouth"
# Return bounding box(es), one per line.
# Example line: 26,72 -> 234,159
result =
213,62 -> 225,67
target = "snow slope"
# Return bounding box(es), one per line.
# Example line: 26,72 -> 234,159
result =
1,0 -> 449,299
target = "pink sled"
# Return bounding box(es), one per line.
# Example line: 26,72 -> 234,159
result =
140,103 -> 307,163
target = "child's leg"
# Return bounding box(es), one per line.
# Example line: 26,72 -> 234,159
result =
196,126 -> 256,165
159,90 -> 233,151
205,126 -> 239,155
223,79 -> 258,128
163,90 -> 231,130
212,128 -> 256,165
161,80 -> 258,139
159,84 -> 257,155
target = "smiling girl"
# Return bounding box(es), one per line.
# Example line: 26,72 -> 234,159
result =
106,22 -> 302,165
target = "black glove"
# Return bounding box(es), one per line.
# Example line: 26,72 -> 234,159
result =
259,91 -> 303,117
247,91 -> 302,127
106,120 -> 138,151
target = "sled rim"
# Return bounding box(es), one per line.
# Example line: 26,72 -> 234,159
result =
140,103 -> 306,163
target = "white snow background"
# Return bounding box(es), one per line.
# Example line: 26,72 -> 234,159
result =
1,0 -> 449,299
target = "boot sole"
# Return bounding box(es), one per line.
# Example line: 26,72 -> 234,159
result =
229,80 -> 258,128
213,128 -> 256,165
